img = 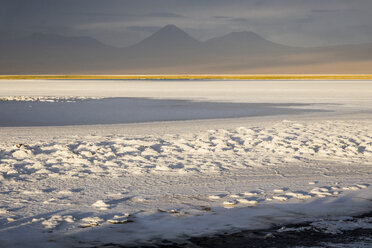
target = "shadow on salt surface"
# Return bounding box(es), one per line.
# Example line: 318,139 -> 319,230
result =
0,98 -> 329,127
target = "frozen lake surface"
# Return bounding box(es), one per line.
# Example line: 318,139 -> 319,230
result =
1,79 -> 371,127
0,98 -> 326,126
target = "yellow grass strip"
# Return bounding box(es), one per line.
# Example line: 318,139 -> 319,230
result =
1,74 -> 372,80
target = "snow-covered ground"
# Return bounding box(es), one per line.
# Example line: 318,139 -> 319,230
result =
0,80 -> 371,247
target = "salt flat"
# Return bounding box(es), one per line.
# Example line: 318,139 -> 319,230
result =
0,80 -> 371,247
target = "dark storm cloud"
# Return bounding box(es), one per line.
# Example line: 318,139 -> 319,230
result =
146,12 -> 186,18
28,25 -> 75,34
212,16 -> 230,19
229,18 -> 251,23
1,0 -> 372,47
55,11 -> 185,19
311,9 -> 342,13
126,26 -> 161,33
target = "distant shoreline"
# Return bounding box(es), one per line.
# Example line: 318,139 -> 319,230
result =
1,74 -> 372,80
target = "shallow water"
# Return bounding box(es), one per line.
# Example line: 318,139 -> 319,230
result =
0,98 -> 326,127
185,213 -> 372,248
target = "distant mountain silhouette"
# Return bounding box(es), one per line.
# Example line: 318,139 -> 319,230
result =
129,25 -> 201,52
0,33 -> 118,74
1,25 -> 372,74
205,31 -> 289,52
118,25 -> 204,70
3,33 -> 115,55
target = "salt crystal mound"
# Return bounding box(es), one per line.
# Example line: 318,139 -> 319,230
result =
92,200 -> 110,210
0,120 -> 371,179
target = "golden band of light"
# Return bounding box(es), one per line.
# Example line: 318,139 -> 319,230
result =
1,74 -> 372,80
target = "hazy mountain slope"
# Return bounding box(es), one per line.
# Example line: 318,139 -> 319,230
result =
116,25 -> 205,70
0,25 -> 371,74
203,31 -> 297,57
128,25 -> 201,53
0,33 -> 120,74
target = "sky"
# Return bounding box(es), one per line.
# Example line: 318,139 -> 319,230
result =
1,0 -> 372,48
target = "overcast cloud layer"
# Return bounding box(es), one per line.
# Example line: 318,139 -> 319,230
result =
1,0 -> 372,47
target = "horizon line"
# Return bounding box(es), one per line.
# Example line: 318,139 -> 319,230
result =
1,74 -> 372,80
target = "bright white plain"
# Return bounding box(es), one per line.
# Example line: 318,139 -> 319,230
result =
0,80 -> 371,247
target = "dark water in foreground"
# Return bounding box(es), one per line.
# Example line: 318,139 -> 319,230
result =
113,212 -> 372,248
0,98 -> 326,127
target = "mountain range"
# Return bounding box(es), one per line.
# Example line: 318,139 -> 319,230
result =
1,24 -> 372,74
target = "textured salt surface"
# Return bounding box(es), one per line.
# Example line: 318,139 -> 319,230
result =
0,120 -> 371,247
1,120 -> 371,177
0,80 -> 371,247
